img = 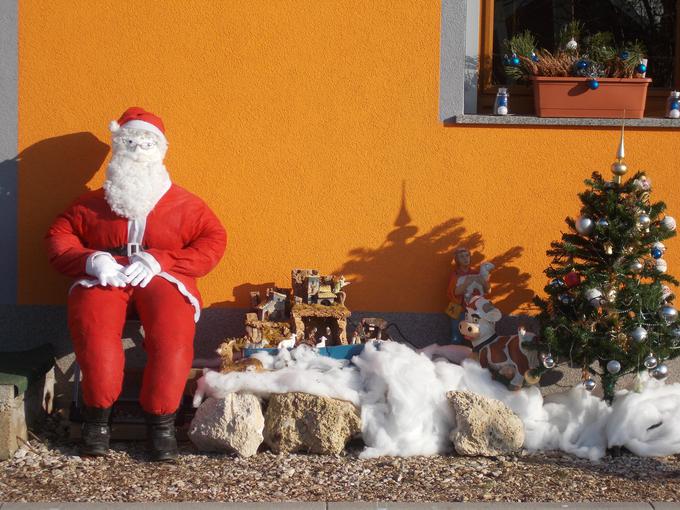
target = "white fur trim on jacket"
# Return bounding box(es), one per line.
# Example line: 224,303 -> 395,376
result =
115,119 -> 166,143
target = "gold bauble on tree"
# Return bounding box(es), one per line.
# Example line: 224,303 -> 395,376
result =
611,161 -> 628,179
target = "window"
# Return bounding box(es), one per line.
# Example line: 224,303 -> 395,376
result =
477,0 -> 679,116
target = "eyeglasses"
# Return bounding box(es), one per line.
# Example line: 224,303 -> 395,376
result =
118,137 -> 158,151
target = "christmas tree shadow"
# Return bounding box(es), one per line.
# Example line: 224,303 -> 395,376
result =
332,182 -> 534,317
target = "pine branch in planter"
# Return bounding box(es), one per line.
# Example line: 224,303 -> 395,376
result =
557,20 -> 584,49
504,23 -> 647,81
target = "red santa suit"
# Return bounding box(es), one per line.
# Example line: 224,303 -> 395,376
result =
47,170 -> 226,415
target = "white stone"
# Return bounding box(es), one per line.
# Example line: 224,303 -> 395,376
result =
448,391 -> 524,456
264,392 -> 361,454
188,394 -> 264,457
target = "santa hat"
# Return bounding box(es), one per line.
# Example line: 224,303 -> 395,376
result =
109,107 -> 166,143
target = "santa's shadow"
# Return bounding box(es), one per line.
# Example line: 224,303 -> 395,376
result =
17,132 -> 110,301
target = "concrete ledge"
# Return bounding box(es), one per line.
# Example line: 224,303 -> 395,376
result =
0,501 -> 664,509
446,115 -> 680,128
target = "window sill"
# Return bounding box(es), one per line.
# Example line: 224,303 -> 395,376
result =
445,115 -> 680,128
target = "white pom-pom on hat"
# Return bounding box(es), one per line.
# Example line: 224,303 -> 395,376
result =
109,120 -> 121,133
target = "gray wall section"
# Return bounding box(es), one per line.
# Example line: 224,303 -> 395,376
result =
0,0 -> 18,305
439,0 -> 467,121
3,303 -> 678,407
0,305 -> 454,406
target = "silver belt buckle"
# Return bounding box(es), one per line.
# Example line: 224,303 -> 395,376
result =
127,243 -> 141,257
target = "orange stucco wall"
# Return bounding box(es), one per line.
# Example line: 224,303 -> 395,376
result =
17,1 -> 680,315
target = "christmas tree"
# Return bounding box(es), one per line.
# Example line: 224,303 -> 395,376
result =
535,128 -> 679,402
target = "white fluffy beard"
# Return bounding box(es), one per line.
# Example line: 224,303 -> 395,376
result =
103,152 -> 171,220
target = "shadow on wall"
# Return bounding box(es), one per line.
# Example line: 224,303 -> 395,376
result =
17,132 -> 110,302
204,181 -> 536,347
333,182 -> 535,316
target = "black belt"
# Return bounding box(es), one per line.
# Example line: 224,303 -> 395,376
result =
103,243 -> 147,257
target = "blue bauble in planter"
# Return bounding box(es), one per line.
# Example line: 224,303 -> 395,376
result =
637,63 -> 647,74
588,79 -> 600,90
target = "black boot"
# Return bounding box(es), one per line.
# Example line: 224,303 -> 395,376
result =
80,406 -> 112,457
145,412 -> 178,462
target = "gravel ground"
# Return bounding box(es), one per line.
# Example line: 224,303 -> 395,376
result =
1,414 -> 679,503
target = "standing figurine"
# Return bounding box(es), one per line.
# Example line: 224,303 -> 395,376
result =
445,248 -> 494,345
306,327 -> 318,347
332,275 -> 350,305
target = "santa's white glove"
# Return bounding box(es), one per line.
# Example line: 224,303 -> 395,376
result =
85,252 -> 128,287
124,252 -> 161,288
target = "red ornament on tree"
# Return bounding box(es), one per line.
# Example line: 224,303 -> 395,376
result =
564,271 -> 582,288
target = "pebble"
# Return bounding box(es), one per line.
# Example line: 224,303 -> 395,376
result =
1,425 -> 679,503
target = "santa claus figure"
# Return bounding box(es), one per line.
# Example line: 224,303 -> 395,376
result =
46,107 -> 227,461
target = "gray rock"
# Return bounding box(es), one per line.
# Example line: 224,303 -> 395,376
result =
188,394 -> 264,457
264,392 -> 361,454
447,390 -> 524,456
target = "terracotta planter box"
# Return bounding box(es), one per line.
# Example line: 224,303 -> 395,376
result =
530,76 -> 652,118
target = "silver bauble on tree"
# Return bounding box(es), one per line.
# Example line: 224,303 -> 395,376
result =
584,288 -> 603,306
637,214 -> 651,230
651,364 -> 669,380
630,260 -> 644,273
575,216 -> 594,235
661,216 -> 677,231
606,360 -> 621,374
655,258 -> 668,273
542,355 -> 555,369
659,305 -> 678,324
630,326 -> 648,343
583,378 -> 596,391
644,354 -> 658,369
